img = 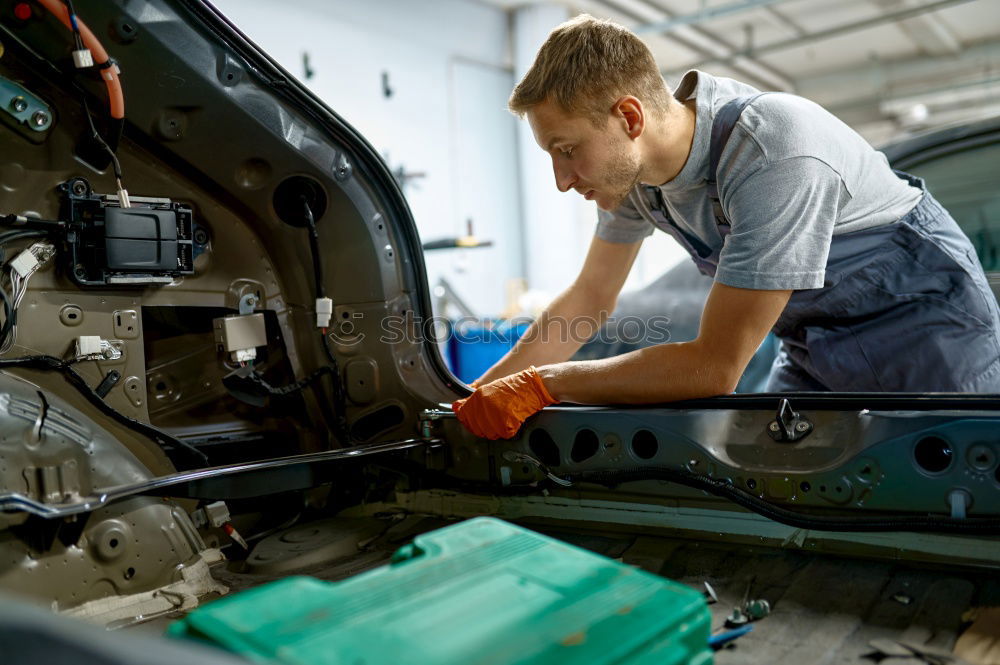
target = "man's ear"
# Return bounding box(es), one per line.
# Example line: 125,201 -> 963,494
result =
612,96 -> 644,140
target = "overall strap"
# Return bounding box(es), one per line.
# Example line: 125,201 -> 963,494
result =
708,92 -> 772,228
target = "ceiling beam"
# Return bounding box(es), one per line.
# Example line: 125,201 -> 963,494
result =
633,0 -> 800,36
874,0 -> 963,55
763,5 -> 808,38
592,0 -> 795,90
796,39 -> 1000,109
674,0 -> 975,72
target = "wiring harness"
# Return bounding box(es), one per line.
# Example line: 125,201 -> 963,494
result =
570,466 -> 1000,535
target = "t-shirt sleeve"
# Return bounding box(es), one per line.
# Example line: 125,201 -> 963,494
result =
715,156 -> 848,290
595,193 -> 655,243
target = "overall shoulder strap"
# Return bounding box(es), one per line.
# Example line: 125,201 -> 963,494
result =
708,92 -> 771,227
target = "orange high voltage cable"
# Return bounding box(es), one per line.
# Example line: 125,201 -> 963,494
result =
35,0 -> 124,119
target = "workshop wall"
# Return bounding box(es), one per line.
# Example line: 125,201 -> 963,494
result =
211,0 -> 522,317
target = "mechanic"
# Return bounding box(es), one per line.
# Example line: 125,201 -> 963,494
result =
452,14 -> 1000,440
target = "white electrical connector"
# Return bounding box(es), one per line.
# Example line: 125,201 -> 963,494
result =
71,48 -> 94,69
316,297 -> 333,328
10,242 -> 55,278
232,348 -> 256,363
76,336 -> 102,357
2,242 -> 57,356
189,501 -> 231,529
74,336 -> 123,362
116,181 -> 131,209
10,250 -> 39,279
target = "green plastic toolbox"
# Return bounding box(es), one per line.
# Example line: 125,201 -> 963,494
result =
168,517 -> 712,665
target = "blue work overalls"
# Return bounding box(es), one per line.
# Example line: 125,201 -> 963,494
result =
644,98 -> 1000,393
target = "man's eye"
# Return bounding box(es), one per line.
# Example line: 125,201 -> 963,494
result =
561,147 -> 574,157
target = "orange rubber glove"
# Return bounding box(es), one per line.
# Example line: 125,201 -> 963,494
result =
452,366 -> 559,440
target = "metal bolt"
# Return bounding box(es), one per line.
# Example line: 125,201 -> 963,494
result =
768,422 -> 780,432
71,180 -> 88,196
30,110 -> 49,127
795,422 -> 810,432
10,96 -> 27,113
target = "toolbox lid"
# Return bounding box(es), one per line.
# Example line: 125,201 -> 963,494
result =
168,517 -> 711,665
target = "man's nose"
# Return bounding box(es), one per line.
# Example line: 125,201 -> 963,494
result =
553,158 -> 575,193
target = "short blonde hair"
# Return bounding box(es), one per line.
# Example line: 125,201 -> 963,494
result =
509,14 -> 672,125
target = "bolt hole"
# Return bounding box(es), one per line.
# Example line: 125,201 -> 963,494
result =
630,430 -> 658,460
529,429 -> 560,467
861,465 -> 871,475
155,382 -> 166,391
570,429 -> 600,463
746,478 -> 757,490
819,485 -> 826,492
109,538 -> 118,548
67,312 -> 77,320
800,481 -> 811,492
124,567 -> 135,580
835,486 -> 842,493
914,436 -> 953,474
342,312 -> 349,319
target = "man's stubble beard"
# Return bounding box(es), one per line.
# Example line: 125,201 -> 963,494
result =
599,140 -> 643,211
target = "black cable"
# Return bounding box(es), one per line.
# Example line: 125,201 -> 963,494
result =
572,466 -> 1000,535
64,0 -> 84,51
322,330 -> 349,442
62,0 -> 124,180
0,283 -> 12,353
300,197 -> 350,444
81,96 -> 122,181
0,230 -> 51,351
0,230 -> 49,265
64,0 -> 124,154
0,355 -> 208,468
302,196 -> 324,299
225,363 -> 335,399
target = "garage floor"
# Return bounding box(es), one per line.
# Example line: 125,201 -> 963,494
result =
136,515 -> 998,664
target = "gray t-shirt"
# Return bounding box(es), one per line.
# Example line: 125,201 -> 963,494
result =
597,70 -> 922,290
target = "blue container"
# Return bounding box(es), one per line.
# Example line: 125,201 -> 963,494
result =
447,320 -> 530,384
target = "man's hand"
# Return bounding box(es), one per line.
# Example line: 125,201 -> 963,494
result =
452,366 -> 559,439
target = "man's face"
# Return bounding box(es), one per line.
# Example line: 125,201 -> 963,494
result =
527,98 -> 642,211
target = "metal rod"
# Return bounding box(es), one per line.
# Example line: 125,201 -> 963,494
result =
680,0 -> 975,71
634,0 -> 797,35
0,438 -> 436,519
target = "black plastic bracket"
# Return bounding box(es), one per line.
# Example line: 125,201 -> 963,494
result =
767,398 -> 813,442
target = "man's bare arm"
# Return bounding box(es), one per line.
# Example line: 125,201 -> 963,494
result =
536,282 -> 792,403
475,236 -> 643,385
